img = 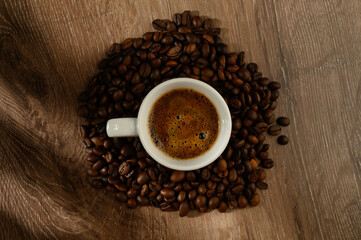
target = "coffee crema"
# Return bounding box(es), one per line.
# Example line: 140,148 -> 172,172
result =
148,88 -> 219,159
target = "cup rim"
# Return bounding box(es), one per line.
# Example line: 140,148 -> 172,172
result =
137,78 -> 232,171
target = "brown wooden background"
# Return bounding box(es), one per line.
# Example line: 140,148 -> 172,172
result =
1,0 -> 360,239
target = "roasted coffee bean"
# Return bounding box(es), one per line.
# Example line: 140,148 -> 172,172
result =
232,118 -> 242,130
198,184 -> 207,195
179,201 -> 190,217
201,169 -> 211,180
178,26 -> 191,33
162,35 -> 174,45
163,182 -> 176,189
255,122 -> 268,133
258,169 -> 267,181
227,199 -> 238,210
167,46 -> 182,58
268,125 -> 281,136
207,180 -> 217,190
208,196 -> 220,209
127,188 -> 138,198
183,182 -> 192,192
136,195 -> 149,206
167,21 -> 177,32
177,191 -> 187,202
137,172 -> 150,185
262,159 -> 274,169
247,135 -> 259,145
250,193 -> 260,206
277,117 -> 290,126
149,181 -> 161,192
237,195 -> 248,208
160,189 -> 175,199
246,109 -> 258,121
160,202 -> 174,211
256,181 -> 268,190
92,160 -> 104,171
119,162 -> 131,175
217,158 -> 227,171
170,171 -> 185,183
277,135 -> 289,145
195,195 -> 207,208
231,185 -> 244,195
188,189 -> 197,200
229,98 -> 242,109
268,81 -> 281,90
186,172 -> 196,181
218,201 -> 228,212
152,19 -> 167,31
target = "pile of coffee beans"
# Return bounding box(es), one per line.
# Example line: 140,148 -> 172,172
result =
78,11 -> 290,217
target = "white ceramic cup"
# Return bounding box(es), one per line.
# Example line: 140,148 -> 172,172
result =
106,78 -> 232,171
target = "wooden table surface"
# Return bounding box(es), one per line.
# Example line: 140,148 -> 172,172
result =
1,0 -> 360,239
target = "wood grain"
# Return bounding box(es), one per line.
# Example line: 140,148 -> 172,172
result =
1,0 -> 360,239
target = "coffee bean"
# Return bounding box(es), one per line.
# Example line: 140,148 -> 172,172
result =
137,172 -> 149,185
262,159 -> 274,169
208,196 -> 220,209
139,63 -> 151,78
160,202 -> 174,211
149,181 -> 161,192
166,22 -> 177,32
152,19 -> 167,31
278,135 -> 289,145
231,119 -> 241,131
268,125 -> 281,136
177,191 -> 187,202
160,189 -> 175,199
217,158 -> 227,171
227,199 -> 238,210
136,195 -> 149,206
255,122 -> 268,133
256,181 -> 268,190
250,193 -> 260,206
218,201 -> 228,212
228,168 -> 237,183
188,189 -> 197,200
229,98 -> 242,109
268,81 -> 281,90
246,109 -> 258,121
258,169 -> 267,181
201,169 -> 211,180
277,117 -> 290,126
120,144 -> 134,157
191,16 -> 202,28
127,188 -> 138,198
247,135 -> 259,145
178,26 -> 192,33
161,35 -> 174,45
198,184 -> 207,195
170,171 -> 185,183
119,162 -> 131,175
92,160 -> 104,171
167,46 -> 182,58
237,195 -> 248,208
195,195 -> 207,208
179,201 -> 190,217
238,68 -> 251,81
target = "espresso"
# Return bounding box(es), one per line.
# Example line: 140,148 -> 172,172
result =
148,88 -> 219,159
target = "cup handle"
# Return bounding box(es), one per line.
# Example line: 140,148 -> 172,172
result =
106,118 -> 138,137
